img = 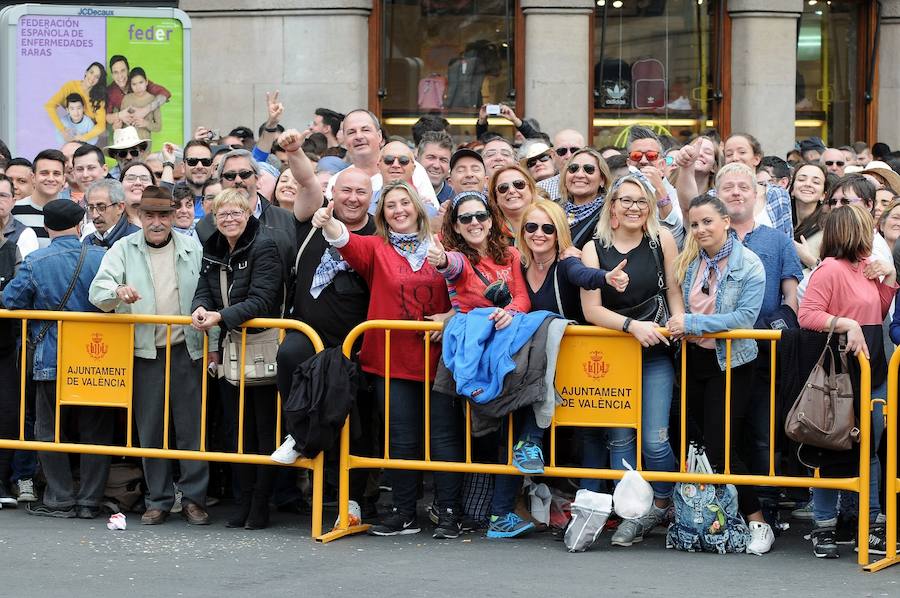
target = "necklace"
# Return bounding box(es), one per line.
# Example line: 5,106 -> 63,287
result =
534,255 -> 555,271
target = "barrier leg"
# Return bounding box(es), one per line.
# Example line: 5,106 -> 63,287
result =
865,358 -> 899,572
316,417 -> 369,542
309,451 -> 324,539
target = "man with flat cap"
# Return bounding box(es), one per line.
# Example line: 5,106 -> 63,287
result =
2,199 -> 112,519
90,186 -> 209,526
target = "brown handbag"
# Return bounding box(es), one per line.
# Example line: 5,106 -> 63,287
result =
784,320 -> 860,451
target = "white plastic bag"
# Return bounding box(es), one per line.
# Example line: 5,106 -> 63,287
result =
564,489 -> 613,552
527,482 -> 552,525
612,458 -> 653,519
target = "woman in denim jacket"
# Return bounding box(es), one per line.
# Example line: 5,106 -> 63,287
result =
666,194 -> 774,555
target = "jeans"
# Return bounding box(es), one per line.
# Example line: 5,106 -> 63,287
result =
490,406 -> 543,516
581,351 -> 677,499
812,388 -> 885,524
11,347 -> 37,483
375,377 -> 463,516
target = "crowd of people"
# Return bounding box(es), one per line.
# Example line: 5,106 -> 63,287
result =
0,91 -> 899,560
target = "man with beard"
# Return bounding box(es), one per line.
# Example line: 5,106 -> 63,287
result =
180,139 -> 214,218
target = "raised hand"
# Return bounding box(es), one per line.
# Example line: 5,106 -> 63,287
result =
277,129 -> 305,153
427,237 -> 448,269
266,90 -> 284,126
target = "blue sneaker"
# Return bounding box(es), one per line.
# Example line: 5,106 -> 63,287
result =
486,512 -> 535,539
512,441 -> 544,475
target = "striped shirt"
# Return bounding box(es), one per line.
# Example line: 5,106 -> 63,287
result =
12,197 -> 50,249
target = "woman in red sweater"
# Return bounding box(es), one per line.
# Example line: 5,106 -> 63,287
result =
312,180 -> 463,538
798,203 -> 897,558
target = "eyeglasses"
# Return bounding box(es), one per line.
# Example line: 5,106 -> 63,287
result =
496,179 -> 527,195
524,222 -> 556,235
382,155 -> 411,166
221,169 -> 255,181
87,203 -> 113,214
111,148 -> 142,160
628,150 -> 660,163
824,160 -> 846,167
186,157 -> 213,167
216,210 -> 246,221
123,174 -> 152,184
827,197 -> 869,207
567,163 -> 597,175
555,146 -> 580,157
526,154 -> 551,169
457,211 -> 490,225
617,197 -> 650,210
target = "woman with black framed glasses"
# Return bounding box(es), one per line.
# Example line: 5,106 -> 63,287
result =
488,165 -> 538,240
118,162 -> 157,227
560,148 -> 612,248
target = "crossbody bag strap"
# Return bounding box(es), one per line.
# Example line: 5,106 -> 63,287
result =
647,234 -> 666,291
471,263 -> 493,287
218,266 -> 230,309
33,243 -> 89,346
553,264 -> 564,316
292,226 -> 318,279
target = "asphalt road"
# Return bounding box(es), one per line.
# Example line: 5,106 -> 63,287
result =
1,502 -> 897,598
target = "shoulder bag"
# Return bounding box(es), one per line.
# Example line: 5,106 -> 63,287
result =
784,319 -> 859,451
596,235 -> 670,325
218,267 -> 280,387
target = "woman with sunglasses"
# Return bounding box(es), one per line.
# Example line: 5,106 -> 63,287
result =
790,163 -> 830,272
560,148 -> 612,249
580,174 -> 684,546
312,181 -> 462,538
667,194 -> 774,555
488,165 -> 538,239
428,190 -> 533,538
517,199 -> 627,322
119,162 -> 157,227
673,135 -> 721,205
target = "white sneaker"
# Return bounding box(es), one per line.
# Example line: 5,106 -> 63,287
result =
333,500 -> 361,528
16,478 -> 37,503
747,521 -> 775,555
271,435 -> 301,464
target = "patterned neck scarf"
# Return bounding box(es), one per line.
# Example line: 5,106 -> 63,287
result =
310,247 -> 351,299
389,231 -> 430,272
699,230 -> 735,294
564,195 -> 604,226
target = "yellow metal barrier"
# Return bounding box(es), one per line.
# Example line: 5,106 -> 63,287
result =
864,347 -> 899,572
0,309 -> 326,538
318,320 -> 876,568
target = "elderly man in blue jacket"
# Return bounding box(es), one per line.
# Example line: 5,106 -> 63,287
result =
2,199 -> 112,519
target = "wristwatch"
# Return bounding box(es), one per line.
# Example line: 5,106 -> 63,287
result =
622,317 -> 633,333
263,124 -> 280,133
163,161 -> 175,169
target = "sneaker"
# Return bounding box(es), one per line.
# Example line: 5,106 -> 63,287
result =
426,503 -> 439,525
835,516 -> 857,545
811,526 -> 840,558
512,441 -> 544,475
76,505 -> 101,519
333,500 -> 362,528
486,512 -> 535,539
747,521 -> 775,555
170,489 -> 183,514
16,478 -> 37,503
854,525 -> 898,556
433,508 -> 462,539
25,501 -> 75,518
790,500 -> 814,521
271,435 -> 301,464
368,509 -> 420,536
611,505 -> 666,547
0,481 -> 17,507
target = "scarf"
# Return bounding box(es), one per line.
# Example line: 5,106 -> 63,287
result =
699,230 -> 735,294
564,196 -> 604,226
389,231 -> 430,272
310,247 -> 351,299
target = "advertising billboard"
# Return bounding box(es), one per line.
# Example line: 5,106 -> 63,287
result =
0,4 -> 191,160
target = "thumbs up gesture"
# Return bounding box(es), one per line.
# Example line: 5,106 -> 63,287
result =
312,202 -> 335,229
605,259 -> 629,293
676,140 -> 698,169
427,236 -> 448,269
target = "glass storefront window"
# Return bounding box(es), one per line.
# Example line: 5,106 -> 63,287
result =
795,1 -> 864,146
592,0 -> 717,147
379,0 -> 516,140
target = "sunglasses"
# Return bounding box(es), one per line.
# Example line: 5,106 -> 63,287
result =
496,179 -> 527,195
457,211 -> 490,225
824,160 -> 846,167
383,155 -> 411,166
526,154 -> 551,169
524,222 -> 556,235
221,169 -> 255,181
827,197 -> 870,207
555,146 -> 580,157
111,148 -> 142,160
628,150 -> 660,162
186,157 -> 213,167
567,163 -> 597,175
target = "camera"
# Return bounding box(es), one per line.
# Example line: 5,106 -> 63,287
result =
486,104 -> 501,116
